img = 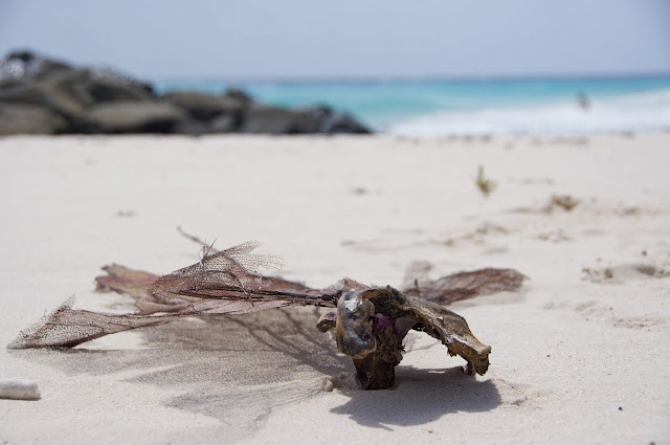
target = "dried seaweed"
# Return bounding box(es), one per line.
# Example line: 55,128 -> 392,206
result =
8,297 -> 171,349
9,242 -> 526,389
401,260 -> 526,304
549,194 -> 581,211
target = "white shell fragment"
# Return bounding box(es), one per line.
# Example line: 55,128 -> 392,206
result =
0,378 -> 41,400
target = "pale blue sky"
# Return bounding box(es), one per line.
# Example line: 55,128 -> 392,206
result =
1,0 -> 669,80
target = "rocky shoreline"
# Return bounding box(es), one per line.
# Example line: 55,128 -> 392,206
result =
0,51 -> 371,136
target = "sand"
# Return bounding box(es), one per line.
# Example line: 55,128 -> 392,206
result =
0,133 -> 668,444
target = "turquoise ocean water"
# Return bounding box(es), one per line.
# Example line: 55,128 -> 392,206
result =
156,77 -> 670,136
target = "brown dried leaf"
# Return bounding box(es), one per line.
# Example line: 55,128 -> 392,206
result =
402,262 -> 526,304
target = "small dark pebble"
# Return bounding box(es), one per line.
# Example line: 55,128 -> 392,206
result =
618,406 -> 622,411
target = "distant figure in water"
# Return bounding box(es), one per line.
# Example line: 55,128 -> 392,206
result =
577,92 -> 590,111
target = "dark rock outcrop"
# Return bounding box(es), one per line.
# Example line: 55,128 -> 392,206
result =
0,50 -> 371,136
242,106 -> 321,134
1,50 -> 74,81
173,114 -> 237,135
162,91 -> 245,121
304,105 -> 372,134
0,103 -> 68,135
86,101 -> 187,133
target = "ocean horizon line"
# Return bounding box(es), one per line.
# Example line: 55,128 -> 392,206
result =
153,72 -> 670,86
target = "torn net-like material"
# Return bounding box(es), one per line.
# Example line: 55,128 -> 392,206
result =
9,241 -> 526,389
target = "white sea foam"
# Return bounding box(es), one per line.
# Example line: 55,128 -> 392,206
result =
388,88 -> 670,137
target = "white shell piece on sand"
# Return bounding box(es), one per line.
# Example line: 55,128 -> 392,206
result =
0,378 -> 41,400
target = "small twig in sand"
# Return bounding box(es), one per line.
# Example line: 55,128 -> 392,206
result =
476,165 -> 497,198
0,379 -> 40,400
177,226 -> 217,251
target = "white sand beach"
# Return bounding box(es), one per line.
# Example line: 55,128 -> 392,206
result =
1,133 -> 669,444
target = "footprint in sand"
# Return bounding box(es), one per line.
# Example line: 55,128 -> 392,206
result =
543,299 -> 664,330
581,263 -> 669,283
492,378 -> 545,408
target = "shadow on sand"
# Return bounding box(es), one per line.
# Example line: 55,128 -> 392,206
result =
11,307 -> 505,439
331,366 -> 501,430
12,309 -> 346,426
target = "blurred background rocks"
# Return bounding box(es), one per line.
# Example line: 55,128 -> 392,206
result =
0,50 -> 371,136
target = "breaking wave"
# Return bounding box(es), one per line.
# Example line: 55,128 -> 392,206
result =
388,88 -> 670,137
